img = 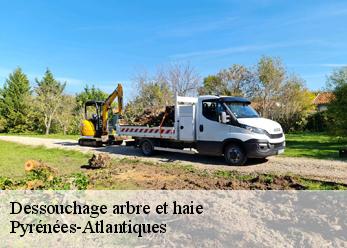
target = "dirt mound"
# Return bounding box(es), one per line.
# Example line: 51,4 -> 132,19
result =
88,154 -> 111,168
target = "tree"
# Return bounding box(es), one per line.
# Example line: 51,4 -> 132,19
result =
75,85 -> 108,111
218,64 -> 258,97
274,75 -> 315,132
35,69 -> 66,135
124,81 -> 174,124
56,95 -> 78,135
133,69 -> 175,107
75,85 -> 109,125
326,66 -> 347,90
165,62 -> 200,96
131,70 -> 171,106
123,70 -> 174,124
257,56 -> 285,118
140,82 -> 173,110
0,68 -> 32,133
199,65 -> 258,96
198,56 -> 314,132
198,75 -> 223,95
127,62 -> 199,119
327,67 -> 347,134
329,84 -> 347,134
0,116 -> 6,132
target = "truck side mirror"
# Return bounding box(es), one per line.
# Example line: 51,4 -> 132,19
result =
220,111 -> 229,124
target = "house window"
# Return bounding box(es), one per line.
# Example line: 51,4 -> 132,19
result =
318,105 -> 328,111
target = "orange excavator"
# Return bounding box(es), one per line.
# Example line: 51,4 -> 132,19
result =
78,84 -> 123,147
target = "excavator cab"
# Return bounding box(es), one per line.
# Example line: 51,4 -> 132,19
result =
79,100 -> 104,146
79,84 -> 123,147
85,101 -> 103,135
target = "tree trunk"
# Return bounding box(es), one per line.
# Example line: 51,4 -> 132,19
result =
45,124 -> 50,135
45,115 -> 52,135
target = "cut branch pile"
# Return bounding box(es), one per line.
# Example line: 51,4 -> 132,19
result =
124,106 -> 175,127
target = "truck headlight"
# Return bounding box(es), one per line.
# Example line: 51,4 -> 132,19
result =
240,124 -> 267,135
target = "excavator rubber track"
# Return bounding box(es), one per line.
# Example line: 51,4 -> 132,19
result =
78,138 -> 103,147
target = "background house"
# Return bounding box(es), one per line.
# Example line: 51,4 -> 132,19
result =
313,92 -> 334,111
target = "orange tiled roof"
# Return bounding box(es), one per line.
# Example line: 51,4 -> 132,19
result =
313,92 -> 334,105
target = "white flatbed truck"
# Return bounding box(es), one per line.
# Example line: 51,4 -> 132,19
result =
117,95 -> 285,165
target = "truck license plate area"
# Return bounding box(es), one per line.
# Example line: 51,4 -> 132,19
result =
277,149 -> 284,154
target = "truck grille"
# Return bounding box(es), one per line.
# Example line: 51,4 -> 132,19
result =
272,142 -> 285,149
268,133 -> 283,139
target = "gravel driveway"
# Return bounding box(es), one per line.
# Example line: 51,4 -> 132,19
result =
1,136 -> 347,184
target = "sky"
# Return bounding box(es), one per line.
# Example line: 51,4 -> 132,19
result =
1,0 -> 347,98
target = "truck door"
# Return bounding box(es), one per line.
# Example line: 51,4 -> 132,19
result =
196,100 -> 231,154
178,105 -> 195,141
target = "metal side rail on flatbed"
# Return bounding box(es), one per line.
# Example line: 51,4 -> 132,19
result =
117,126 -> 176,140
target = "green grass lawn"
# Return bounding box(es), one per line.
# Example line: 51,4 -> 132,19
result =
0,133 -> 79,140
0,140 -> 89,179
284,132 -> 347,160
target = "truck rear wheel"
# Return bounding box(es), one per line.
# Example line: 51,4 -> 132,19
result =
140,139 -> 155,156
224,144 -> 247,166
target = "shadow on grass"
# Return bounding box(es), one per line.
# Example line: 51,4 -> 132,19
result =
81,165 -> 99,170
286,140 -> 343,149
54,137 -> 347,164
52,140 -> 270,167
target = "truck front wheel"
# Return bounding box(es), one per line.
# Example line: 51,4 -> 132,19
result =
140,139 -> 155,156
224,144 -> 247,166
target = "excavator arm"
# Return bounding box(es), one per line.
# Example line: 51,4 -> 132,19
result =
101,83 -> 123,135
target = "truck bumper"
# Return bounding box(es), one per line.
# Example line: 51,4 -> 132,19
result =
244,139 -> 285,158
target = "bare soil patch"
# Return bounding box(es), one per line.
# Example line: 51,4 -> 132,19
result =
85,158 -> 343,190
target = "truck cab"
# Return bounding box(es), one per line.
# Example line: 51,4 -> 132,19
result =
175,95 -> 285,165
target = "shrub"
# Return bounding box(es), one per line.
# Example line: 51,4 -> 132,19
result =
1,163 -> 90,190
305,111 -> 330,132
71,173 -> 89,190
0,177 -> 13,189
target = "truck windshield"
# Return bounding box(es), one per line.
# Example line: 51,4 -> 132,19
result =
224,102 -> 259,118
